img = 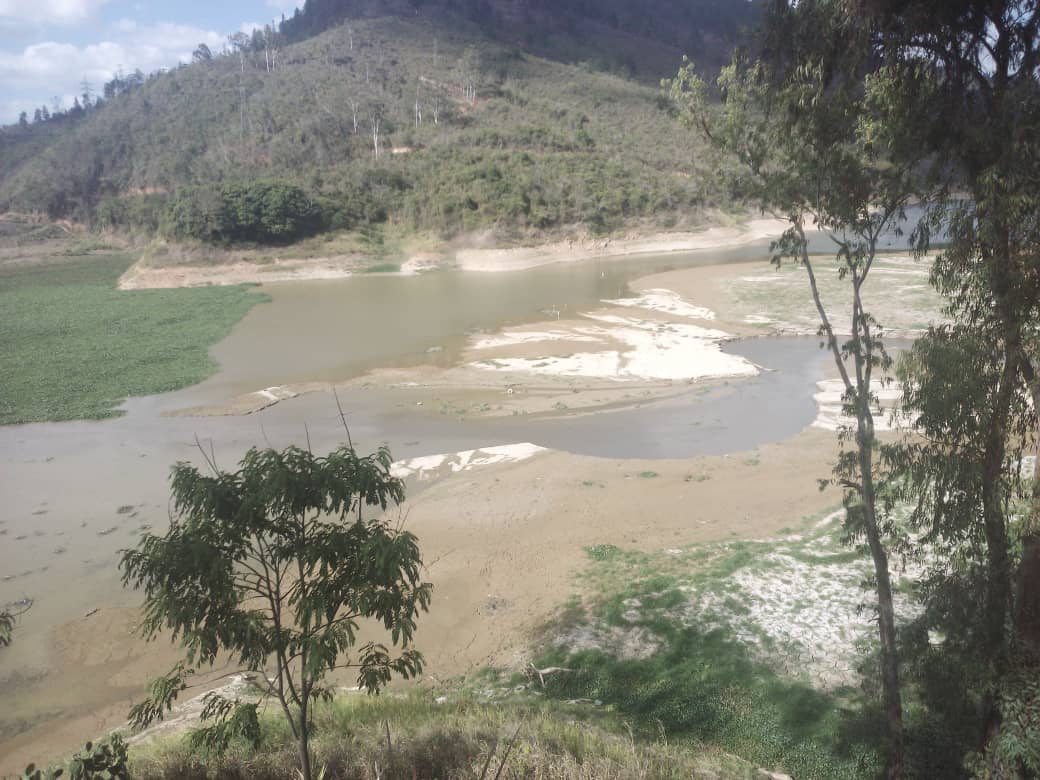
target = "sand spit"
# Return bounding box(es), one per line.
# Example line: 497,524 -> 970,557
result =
455,218 -> 787,273
118,253 -> 439,290
468,289 -> 758,384
391,443 -> 548,481
471,315 -> 756,382
727,255 -> 943,339
170,285 -> 759,420
602,288 -> 717,321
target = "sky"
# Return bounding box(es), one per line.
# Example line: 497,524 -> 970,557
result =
0,0 -> 302,123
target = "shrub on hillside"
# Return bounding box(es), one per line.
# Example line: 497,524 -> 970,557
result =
161,181 -> 322,244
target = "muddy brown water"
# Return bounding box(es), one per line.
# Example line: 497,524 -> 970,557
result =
0,236 -> 887,764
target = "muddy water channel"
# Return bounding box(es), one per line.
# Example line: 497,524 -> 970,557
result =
0,239 -> 843,764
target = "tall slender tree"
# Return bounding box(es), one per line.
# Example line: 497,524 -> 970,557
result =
671,3 -> 922,773
851,1 -> 1040,772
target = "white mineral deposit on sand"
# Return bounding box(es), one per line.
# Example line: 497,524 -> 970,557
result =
812,378 -> 904,432
391,443 -> 548,481
468,291 -> 758,383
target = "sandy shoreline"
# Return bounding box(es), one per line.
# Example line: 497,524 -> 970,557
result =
453,218 -> 788,273
116,217 -> 787,290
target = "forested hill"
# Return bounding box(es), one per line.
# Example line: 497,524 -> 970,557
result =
278,0 -> 760,77
0,1 -> 760,245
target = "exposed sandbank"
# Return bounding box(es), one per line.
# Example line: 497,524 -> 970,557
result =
118,253 -> 440,290
115,218 -> 786,290
454,218 -> 788,273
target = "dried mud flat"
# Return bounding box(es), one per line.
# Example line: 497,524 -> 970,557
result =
0,428 -> 843,773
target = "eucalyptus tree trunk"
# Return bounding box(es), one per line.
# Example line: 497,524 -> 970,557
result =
1019,363 -> 1040,659
980,19 -> 1040,664
858,419 -> 904,778
850,268 -> 904,779
796,222 -> 903,775
979,350 -> 1017,656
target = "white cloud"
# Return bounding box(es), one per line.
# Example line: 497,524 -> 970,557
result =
0,0 -> 109,25
0,22 -> 222,118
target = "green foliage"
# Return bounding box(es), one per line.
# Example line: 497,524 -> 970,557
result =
966,670 -> 1040,778
858,2 -> 1040,773
120,443 -> 432,780
95,193 -> 166,235
585,544 -> 624,562
0,610 -> 12,648
538,630 -> 879,779
19,736 -> 129,780
130,690 -> 761,780
188,695 -> 262,755
670,8 -> 919,774
0,254 -> 265,424
67,736 -> 129,780
162,181 -> 322,244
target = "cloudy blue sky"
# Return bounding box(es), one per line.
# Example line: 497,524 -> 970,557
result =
0,0 -> 302,123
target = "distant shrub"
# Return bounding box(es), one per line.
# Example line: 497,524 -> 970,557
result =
95,193 -> 167,234
161,181 -> 322,244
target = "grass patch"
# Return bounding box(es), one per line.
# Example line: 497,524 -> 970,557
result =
361,262 -> 402,273
0,253 -> 266,424
129,691 -> 761,780
538,622 -> 880,779
544,516 -> 887,779
585,544 -> 625,562
61,237 -> 117,256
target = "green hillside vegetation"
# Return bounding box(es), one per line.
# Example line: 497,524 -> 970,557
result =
0,9 -> 742,249
276,0 -> 760,80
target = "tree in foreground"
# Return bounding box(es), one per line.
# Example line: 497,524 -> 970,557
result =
1,599 -> 31,648
670,3 -> 921,774
121,443 -> 431,780
0,610 -> 13,648
853,2 -> 1040,773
